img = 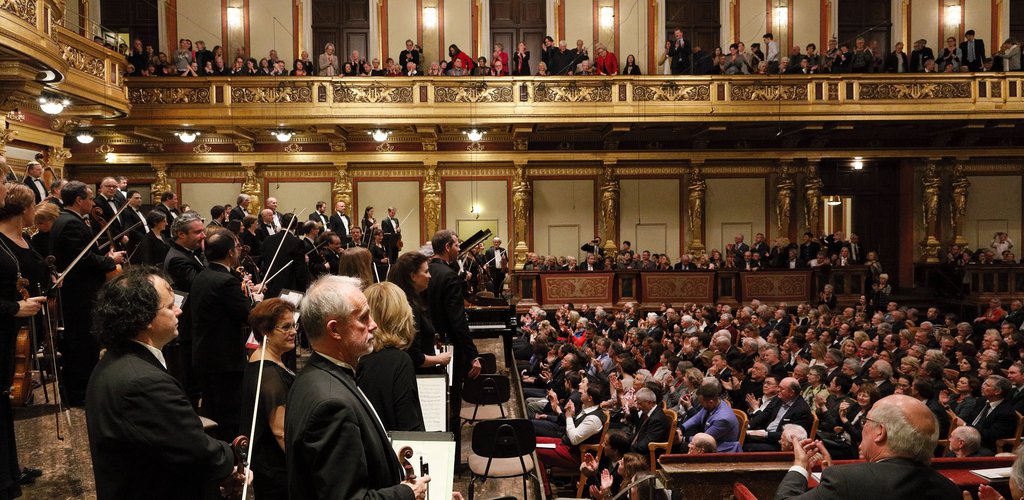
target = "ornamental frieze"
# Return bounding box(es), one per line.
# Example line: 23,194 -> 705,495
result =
730,83 -> 808,101
858,82 -> 972,100
632,82 -> 711,101
59,42 -> 106,79
332,82 -> 414,103
433,84 -> 514,103
231,85 -> 313,103
533,82 -> 613,102
128,87 -> 211,104
1,0 -> 36,23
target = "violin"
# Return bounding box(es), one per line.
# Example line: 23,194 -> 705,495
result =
220,435 -> 249,499
9,277 -> 33,407
90,207 -> 123,281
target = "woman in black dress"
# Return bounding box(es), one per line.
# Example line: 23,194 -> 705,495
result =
0,183 -> 48,498
387,252 -> 452,374
357,282 -> 425,431
368,228 -> 388,283
622,54 -> 642,75
241,298 -> 297,500
360,206 -> 375,247
132,211 -> 169,267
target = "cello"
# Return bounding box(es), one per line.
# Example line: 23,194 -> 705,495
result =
8,277 -> 33,407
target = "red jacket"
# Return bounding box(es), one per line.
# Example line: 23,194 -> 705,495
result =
451,51 -> 475,71
595,52 -> 619,75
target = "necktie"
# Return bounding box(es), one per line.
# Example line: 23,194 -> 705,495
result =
968,42 -> 975,62
973,403 -> 992,426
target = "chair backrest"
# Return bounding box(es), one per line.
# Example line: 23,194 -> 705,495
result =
479,352 -> 498,374
809,411 -> 819,441
462,374 -> 511,406
733,408 -> 749,447
471,418 -> 536,459
1012,412 -> 1024,443
946,408 -> 960,437
665,409 -> 679,446
733,482 -> 758,500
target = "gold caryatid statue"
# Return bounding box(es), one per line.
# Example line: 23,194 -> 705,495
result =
776,164 -> 795,235
599,164 -> 619,253
949,163 -> 970,246
920,162 -> 942,263
331,164 -> 353,214
511,164 -> 532,270
422,165 -> 442,239
688,166 -> 707,254
241,164 -> 263,214
804,163 -> 823,232
150,164 -> 172,205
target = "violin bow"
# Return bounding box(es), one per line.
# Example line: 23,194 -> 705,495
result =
53,201 -> 132,289
258,208 -> 306,288
260,260 -> 294,288
239,335 -> 269,500
96,221 -> 144,251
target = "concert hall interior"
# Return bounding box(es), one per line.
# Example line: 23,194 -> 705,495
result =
4,0 -> 1024,498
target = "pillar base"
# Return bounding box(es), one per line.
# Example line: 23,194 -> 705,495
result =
603,239 -> 617,258
688,240 -> 706,255
951,235 -> 968,247
513,240 -> 529,271
920,236 -> 941,264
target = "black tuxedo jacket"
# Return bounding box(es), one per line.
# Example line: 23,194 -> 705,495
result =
630,405 -> 670,454
774,457 -> 960,499
673,262 -> 696,271
228,205 -> 247,221
50,210 -> 117,318
799,241 -> 820,262
329,213 -> 351,243
259,231 -> 309,298
121,207 -> 149,241
968,399 -> 1019,451
24,176 -> 48,204
163,242 -> 206,294
960,39 -> 986,69
190,264 -> 251,374
310,211 -> 330,229
86,341 -> 233,500
94,194 -> 123,235
748,395 -> 813,443
285,353 -> 415,500
426,258 -> 479,378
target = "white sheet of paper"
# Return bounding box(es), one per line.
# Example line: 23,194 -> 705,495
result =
390,432 -> 456,500
971,467 -> 1012,481
279,289 -> 304,307
444,344 -> 453,387
416,375 -> 448,432
536,442 -> 557,449
173,291 -> 188,309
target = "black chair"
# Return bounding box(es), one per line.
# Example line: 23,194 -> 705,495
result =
460,374 -> 511,423
468,418 -> 537,500
479,352 -> 498,374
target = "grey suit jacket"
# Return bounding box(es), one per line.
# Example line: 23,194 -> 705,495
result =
774,457 -> 961,500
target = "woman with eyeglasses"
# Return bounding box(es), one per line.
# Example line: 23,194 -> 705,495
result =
241,298 -> 297,500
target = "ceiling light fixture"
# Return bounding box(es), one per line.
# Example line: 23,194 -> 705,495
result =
38,96 -> 70,115
852,156 -> 864,170
369,129 -> 391,142
273,130 -> 295,142
175,130 -> 200,143
463,129 -> 486,142
75,131 -> 95,144
824,195 -> 842,206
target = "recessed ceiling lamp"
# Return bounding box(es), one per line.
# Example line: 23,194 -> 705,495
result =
38,96 -> 70,115
273,130 -> 295,142
369,129 -> 391,142
175,130 -> 200,143
852,156 -> 864,170
75,131 -> 95,144
824,195 -> 842,206
463,129 -> 486,142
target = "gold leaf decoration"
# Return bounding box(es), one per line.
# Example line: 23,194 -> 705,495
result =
284,143 -> 303,153
533,82 -> 613,102
59,42 -> 106,79
433,84 -> 514,103
128,87 -> 211,104
0,0 -> 36,23
332,82 -> 414,103
858,82 -> 971,100
375,142 -> 394,152
632,82 -> 711,101
231,85 -> 313,103
730,83 -> 808,101
192,143 -> 212,154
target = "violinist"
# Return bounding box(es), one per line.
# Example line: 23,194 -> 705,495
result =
163,211 -> 207,398
319,231 -> 342,275
50,181 -> 125,406
240,214 -> 262,259
45,178 -> 66,208
152,191 -> 180,239
369,228 -> 389,282
94,177 -> 124,244
191,229 -> 261,441
338,246 -> 374,288
241,298 -> 297,500
387,252 -> 452,374
299,221 -> 326,279
360,206 -> 376,247
23,161 -> 48,204
484,236 -> 508,295
31,201 -> 61,258
0,183 -> 48,493
121,191 -> 150,243
258,213 -> 309,299
345,226 -> 365,249
132,212 -> 169,267
381,206 -> 401,263
85,268 -> 235,500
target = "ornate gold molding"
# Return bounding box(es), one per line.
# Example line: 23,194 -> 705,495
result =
533,82 -> 613,102
859,82 -> 972,100
128,87 -> 211,104
730,83 -> 808,101
422,165 -> 441,238
58,41 -> 105,79
241,164 -> 263,213
1,0 -> 36,23
332,82 -> 414,103
433,84 -> 514,103
633,82 -> 711,101
231,84 -> 313,103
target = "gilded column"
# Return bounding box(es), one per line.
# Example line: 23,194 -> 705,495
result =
331,163 -> 353,216
803,161 -> 823,233
0,129 -> 15,158
776,162 -> 795,241
920,161 -> 942,263
150,163 -> 173,205
599,161 -> 619,256
511,161 -> 532,270
422,163 -> 442,240
241,163 -> 263,214
949,162 -> 970,247
47,147 -> 72,180
687,165 -> 707,254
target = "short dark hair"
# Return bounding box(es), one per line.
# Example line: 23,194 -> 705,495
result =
248,297 -> 297,337
61,180 -> 91,207
210,205 -> 225,220
204,228 -> 237,261
431,229 -> 457,255
764,33 -> 774,40
127,190 -> 140,199
387,252 -> 430,305
242,214 -> 257,230
965,30 -> 975,36
160,191 -> 175,202
280,213 -> 295,231
145,211 -> 166,227
92,267 -> 166,347
606,430 -> 631,456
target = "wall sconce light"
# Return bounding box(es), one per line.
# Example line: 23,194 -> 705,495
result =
369,129 -> 391,142
945,5 -> 961,26
273,130 -> 295,142
76,131 -> 95,144
38,96 -> 70,115
852,157 -> 864,170
599,7 -> 614,28
773,6 -> 788,26
824,195 -> 842,206
423,7 -> 438,28
463,129 -> 486,142
227,7 -> 244,28
175,130 -> 200,143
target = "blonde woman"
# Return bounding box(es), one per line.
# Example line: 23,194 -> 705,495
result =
318,42 -> 339,76
356,282 -> 425,431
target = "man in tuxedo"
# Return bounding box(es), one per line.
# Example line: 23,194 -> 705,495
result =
46,178 -> 66,207
94,177 -> 124,237
300,221 -> 327,279
86,268 -> 235,499
152,191 -> 180,239
259,213 -> 309,298
960,30 -> 986,72
114,176 -> 128,204
229,194 -> 250,221
285,275 -> 429,500
120,190 -> 151,255
775,394 -> 961,500
23,161 -> 48,204
961,375 -> 1019,452
668,28 -> 692,75
329,201 -> 351,244
380,206 -> 402,264
190,229 -> 259,441
207,205 -> 227,229
426,230 -> 481,465
256,209 -> 276,241
484,237 -> 507,295
51,181 -> 125,405
679,377 -> 742,452
629,388 -> 669,455
265,197 -> 281,230
163,212 -> 207,396
744,377 -> 813,451
320,232 -> 342,275
309,201 -> 330,230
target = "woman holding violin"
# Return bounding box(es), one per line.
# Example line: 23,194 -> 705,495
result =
0,182 -> 48,496
387,252 -> 452,375
360,206 -> 376,247
369,228 -> 389,283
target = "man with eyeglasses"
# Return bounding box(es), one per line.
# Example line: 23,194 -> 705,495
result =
776,394 -> 961,499
190,228 -> 263,441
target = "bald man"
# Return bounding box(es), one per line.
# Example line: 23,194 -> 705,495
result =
775,394 -> 961,499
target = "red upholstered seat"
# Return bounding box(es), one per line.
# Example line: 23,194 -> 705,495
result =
734,482 -> 758,500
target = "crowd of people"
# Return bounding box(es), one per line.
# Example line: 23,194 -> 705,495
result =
120,27 -> 1022,79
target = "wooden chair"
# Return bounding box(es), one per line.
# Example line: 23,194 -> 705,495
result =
647,408 -> 679,471
733,481 -> 759,500
574,409 -> 612,498
995,411 -> 1024,453
809,411 -> 819,441
936,408 -> 960,456
733,408 -> 749,447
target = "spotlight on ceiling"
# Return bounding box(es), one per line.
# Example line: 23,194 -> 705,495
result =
175,130 -> 200,143
75,131 -> 95,144
463,129 -> 486,142
273,130 -> 295,142
368,129 -> 391,142
852,156 -> 864,170
38,96 -> 70,115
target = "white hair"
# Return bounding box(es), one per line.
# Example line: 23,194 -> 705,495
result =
301,275 -> 363,342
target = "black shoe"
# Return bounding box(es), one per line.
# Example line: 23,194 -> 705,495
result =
17,471 -> 35,485
22,467 -> 43,478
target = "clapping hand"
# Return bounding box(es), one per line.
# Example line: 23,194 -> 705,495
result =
969,484 -> 1006,500
745,392 -> 758,410
580,452 -> 598,475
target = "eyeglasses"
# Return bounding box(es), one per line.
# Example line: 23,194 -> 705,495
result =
864,416 -> 883,428
275,323 -> 297,332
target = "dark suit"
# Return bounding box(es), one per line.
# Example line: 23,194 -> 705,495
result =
668,38 -> 692,75
484,246 -> 507,295
51,209 -> 118,405
746,396 -> 813,451
94,193 -> 123,242
285,353 -> 415,500
163,242 -> 206,393
960,39 -> 986,71
259,231 -> 309,298
910,47 -> 935,72
799,241 -> 821,262
190,264 -> 251,440
380,216 -> 401,263
24,176 -> 48,204
329,213 -> 351,243
86,341 -> 233,500
775,457 -> 960,499
630,405 -> 669,455
310,211 -> 330,230
968,399 -> 1019,452
228,205 -> 248,222
152,203 -> 179,238
357,347 -> 425,432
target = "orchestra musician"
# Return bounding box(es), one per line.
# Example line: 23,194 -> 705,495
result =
285,275 -> 430,500
0,182 -> 48,493
360,206 -> 376,247
31,201 -> 60,259
94,177 -> 125,246
338,247 -> 374,288
258,213 -> 309,299
132,212 -> 170,268
163,212 -> 207,397
239,214 -> 262,260
23,161 -> 48,204
346,226 -> 365,249
85,267 -> 235,500
387,252 -> 453,374
152,191 -> 179,239
309,201 -> 330,229
370,228 -> 389,283
50,181 -> 125,406
299,221 -> 327,279
484,237 -> 508,295
329,201 -> 351,244
319,231 -> 342,275
229,194 -> 250,222
381,206 -> 402,263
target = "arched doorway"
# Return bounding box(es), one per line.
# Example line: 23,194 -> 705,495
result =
838,0 -> 891,54
312,0 -> 370,62
489,0 -> 546,63
665,0 -> 721,52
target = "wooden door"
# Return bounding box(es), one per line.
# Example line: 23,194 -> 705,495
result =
665,0 -> 720,51
312,0 -> 370,64
837,0 -> 890,54
490,0 -> 546,55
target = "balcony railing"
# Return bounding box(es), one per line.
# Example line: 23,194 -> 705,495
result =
117,74 -> 1024,127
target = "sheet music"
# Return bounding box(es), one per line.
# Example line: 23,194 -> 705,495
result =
279,289 -> 304,307
173,291 -> 188,309
416,375 -> 448,432
390,432 -> 456,500
971,467 -> 1012,481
